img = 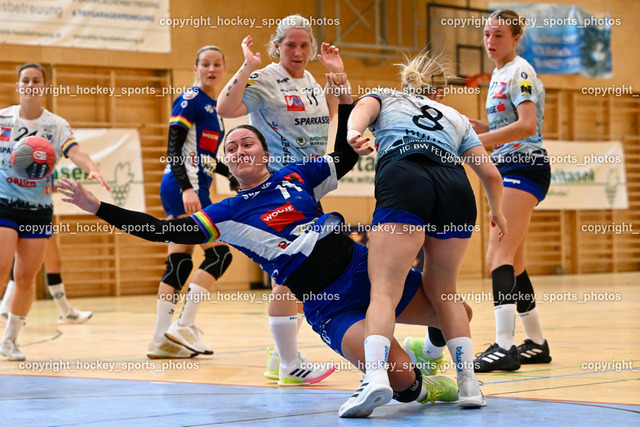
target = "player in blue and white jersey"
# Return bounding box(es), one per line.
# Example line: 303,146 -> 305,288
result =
344,52 -> 506,414
60,94 -> 462,415
150,46 -> 234,360
0,63 -> 109,361
217,15 -> 346,385
470,10 -> 552,372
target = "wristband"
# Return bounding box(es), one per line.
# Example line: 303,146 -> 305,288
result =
347,130 -> 361,142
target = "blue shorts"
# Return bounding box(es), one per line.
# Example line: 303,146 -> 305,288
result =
160,173 -> 211,218
303,243 -> 422,357
0,203 -> 53,238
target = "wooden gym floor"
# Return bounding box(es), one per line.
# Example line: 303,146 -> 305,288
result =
0,272 -> 638,425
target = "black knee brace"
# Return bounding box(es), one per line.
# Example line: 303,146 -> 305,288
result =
200,245 -> 233,279
161,253 -> 193,291
492,264 -> 517,306
393,367 -> 423,403
516,270 -> 536,313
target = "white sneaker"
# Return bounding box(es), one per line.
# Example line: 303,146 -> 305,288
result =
165,321 -> 213,355
458,373 -> 487,408
339,380 -> 393,418
59,307 -> 92,325
0,339 -> 26,361
278,352 -> 336,386
147,336 -> 198,359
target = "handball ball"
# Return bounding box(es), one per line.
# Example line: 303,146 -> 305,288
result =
10,136 -> 57,180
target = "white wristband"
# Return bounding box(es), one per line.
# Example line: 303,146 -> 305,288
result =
347,130 -> 361,141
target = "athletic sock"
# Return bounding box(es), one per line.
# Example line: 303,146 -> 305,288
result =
492,265 -> 517,349
48,283 -> 73,316
0,280 -> 15,314
446,336 -> 474,383
494,304 -> 516,349
178,283 -> 209,326
269,316 -> 298,369
4,313 -> 25,341
153,299 -> 175,342
363,335 -> 391,385
423,327 -> 446,359
519,307 -> 545,345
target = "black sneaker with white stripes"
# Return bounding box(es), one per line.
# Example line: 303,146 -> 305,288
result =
517,339 -> 552,364
473,343 -> 521,372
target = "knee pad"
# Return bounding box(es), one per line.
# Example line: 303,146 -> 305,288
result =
200,245 -> 233,280
516,270 -> 536,313
393,367 -> 423,403
161,253 -> 193,291
492,264 -> 517,306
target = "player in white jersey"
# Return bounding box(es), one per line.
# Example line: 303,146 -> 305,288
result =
60,88 -> 462,414
0,63 -> 109,361
469,9 -> 552,372
342,52 -> 506,415
217,14 -> 344,385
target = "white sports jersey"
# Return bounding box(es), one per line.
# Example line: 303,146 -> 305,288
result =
242,63 -> 330,170
363,90 -> 482,165
0,105 -> 77,210
486,56 -> 545,159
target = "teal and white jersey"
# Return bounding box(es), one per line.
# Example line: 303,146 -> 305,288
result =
486,55 -> 545,160
0,105 -> 77,210
361,90 -> 482,165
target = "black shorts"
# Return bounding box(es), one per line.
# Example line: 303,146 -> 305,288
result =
372,155 -> 477,239
500,167 -> 551,203
0,203 -> 53,238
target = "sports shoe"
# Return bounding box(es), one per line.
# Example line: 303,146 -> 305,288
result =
339,381 -> 393,418
473,343 -> 521,372
278,352 -> 336,386
59,307 -> 92,325
165,321 -> 213,355
517,339 -> 552,364
457,373 -> 486,408
0,339 -> 26,361
147,336 -> 198,359
264,347 -> 280,380
418,375 -> 459,404
404,337 -> 445,376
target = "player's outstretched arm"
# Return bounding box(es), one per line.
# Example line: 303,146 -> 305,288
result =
216,35 -> 261,118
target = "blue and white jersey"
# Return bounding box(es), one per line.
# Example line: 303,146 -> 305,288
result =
0,105 -> 78,210
164,87 -> 225,192
191,156 -> 341,285
486,55 -> 545,160
361,90 -> 482,165
242,63 -> 330,170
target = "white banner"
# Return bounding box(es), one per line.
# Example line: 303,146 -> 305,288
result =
0,0 -> 170,53
52,128 -> 146,215
540,140 -> 628,210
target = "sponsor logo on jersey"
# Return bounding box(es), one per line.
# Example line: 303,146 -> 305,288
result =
0,147 -> 10,154
488,102 -> 507,115
0,127 -> 11,142
285,95 -> 305,111
246,80 -> 256,88
183,89 -> 197,100
295,137 -> 305,146
260,202 -> 306,232
521,72 -> 528,79
181,100 -> 188,108
293,116 -> 330,125
284,172 -> 304,184
520,79 -> 532,95
6,176 -> 36,187
250,73 -> 259,79
491,81 -> 507,98
199,130 -> 220,152
276,77 -> 290,84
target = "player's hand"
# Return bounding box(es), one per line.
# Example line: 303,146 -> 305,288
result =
182,188 -> 201,215
58,178 -> 101,214
325,72 -> 352,103
489,210 -> 507,241
347,130 -> 374,156
241,36 -> 261,71
318,42 -> 344,73
87,170 -> 111,191
469,119 -> 489,134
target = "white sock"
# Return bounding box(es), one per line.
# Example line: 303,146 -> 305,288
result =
417,385 -> 428,402
519,307 -> 545,345
446,336 -> 474,383
178,283 -> 209,327
363,335 -> 391,385
423,334 -> 445,359
269,316 -> 298,369
494,304 -> 516,349
0,280 -> 15,314
48,283 -> 73,315
4,313 -> 25,341
296,313 -> 304,333
153,299 -> 175,342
